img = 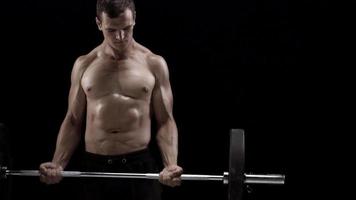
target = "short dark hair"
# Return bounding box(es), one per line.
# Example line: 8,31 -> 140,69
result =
96,0 -> 136,20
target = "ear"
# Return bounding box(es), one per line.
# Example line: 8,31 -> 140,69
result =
133,11 -> 137,21
132,11 -> 136,27
96,17 -> 102,31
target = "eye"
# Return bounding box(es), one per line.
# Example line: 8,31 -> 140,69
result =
123,26 -> 132,31
107,29 -> 116,33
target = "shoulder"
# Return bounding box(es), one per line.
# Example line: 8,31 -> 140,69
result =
147,53 -> 170,82
134,42 -> 168,72
147,53 -> 167,68
74,49 -> 98,70
71,49 -> 98,81
137,46 -> 169,80
133,42 -> 170,79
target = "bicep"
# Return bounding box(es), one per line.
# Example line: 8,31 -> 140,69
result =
152,58 -> 174,124
153,83 -> 173,122
67,82 -> 86,122
66,58 -> 87,123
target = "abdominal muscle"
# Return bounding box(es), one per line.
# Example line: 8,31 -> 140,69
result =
84,93 -> 152,155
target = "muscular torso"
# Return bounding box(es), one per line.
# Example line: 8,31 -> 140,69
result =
80,45 -> 156,155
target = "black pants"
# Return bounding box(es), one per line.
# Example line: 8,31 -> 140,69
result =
82,149 -> 162,200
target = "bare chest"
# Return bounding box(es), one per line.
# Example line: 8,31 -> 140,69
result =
81,59 -> 155,100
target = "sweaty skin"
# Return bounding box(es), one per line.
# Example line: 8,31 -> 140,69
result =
83,43 -> 167,154
39,9 -> 182,187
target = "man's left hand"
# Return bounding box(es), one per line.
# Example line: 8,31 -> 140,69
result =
159,165 -> 183,187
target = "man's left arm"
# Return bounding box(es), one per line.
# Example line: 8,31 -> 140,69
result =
150,55 -> 183,187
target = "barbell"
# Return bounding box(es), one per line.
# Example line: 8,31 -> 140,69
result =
0,129 -> 285,200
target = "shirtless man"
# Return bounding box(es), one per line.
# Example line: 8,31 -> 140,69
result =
39,0 -> 183,199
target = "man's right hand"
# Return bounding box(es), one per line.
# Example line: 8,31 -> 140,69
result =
39,162 -> 63,184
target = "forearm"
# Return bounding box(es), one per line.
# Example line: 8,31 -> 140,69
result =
52,116 -> 82,169
156,119 -> 178,167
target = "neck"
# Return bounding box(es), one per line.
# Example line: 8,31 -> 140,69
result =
102,39 -> 135,60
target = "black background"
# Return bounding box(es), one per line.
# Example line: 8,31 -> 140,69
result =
0,0 -> 343,200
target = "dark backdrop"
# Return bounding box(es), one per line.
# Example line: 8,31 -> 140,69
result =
0,0 -> 338,200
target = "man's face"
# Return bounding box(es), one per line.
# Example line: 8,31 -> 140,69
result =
96,9 -> 135,51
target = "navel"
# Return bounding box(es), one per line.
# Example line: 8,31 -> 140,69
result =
109,129 -> 120,134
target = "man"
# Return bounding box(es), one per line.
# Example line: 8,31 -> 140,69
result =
39,0 -> 183,199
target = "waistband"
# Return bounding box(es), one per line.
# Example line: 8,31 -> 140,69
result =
84,148 -> 152,165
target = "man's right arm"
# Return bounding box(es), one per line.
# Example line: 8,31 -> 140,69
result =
52,56 -> 88,167
39,56 -> 88,184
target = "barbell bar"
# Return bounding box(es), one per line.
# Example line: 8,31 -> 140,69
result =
0,168 -> 285,185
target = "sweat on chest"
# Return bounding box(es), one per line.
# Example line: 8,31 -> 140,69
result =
81,66 -> 155,99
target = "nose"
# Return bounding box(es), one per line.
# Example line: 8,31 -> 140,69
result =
115,30 -> 125,41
